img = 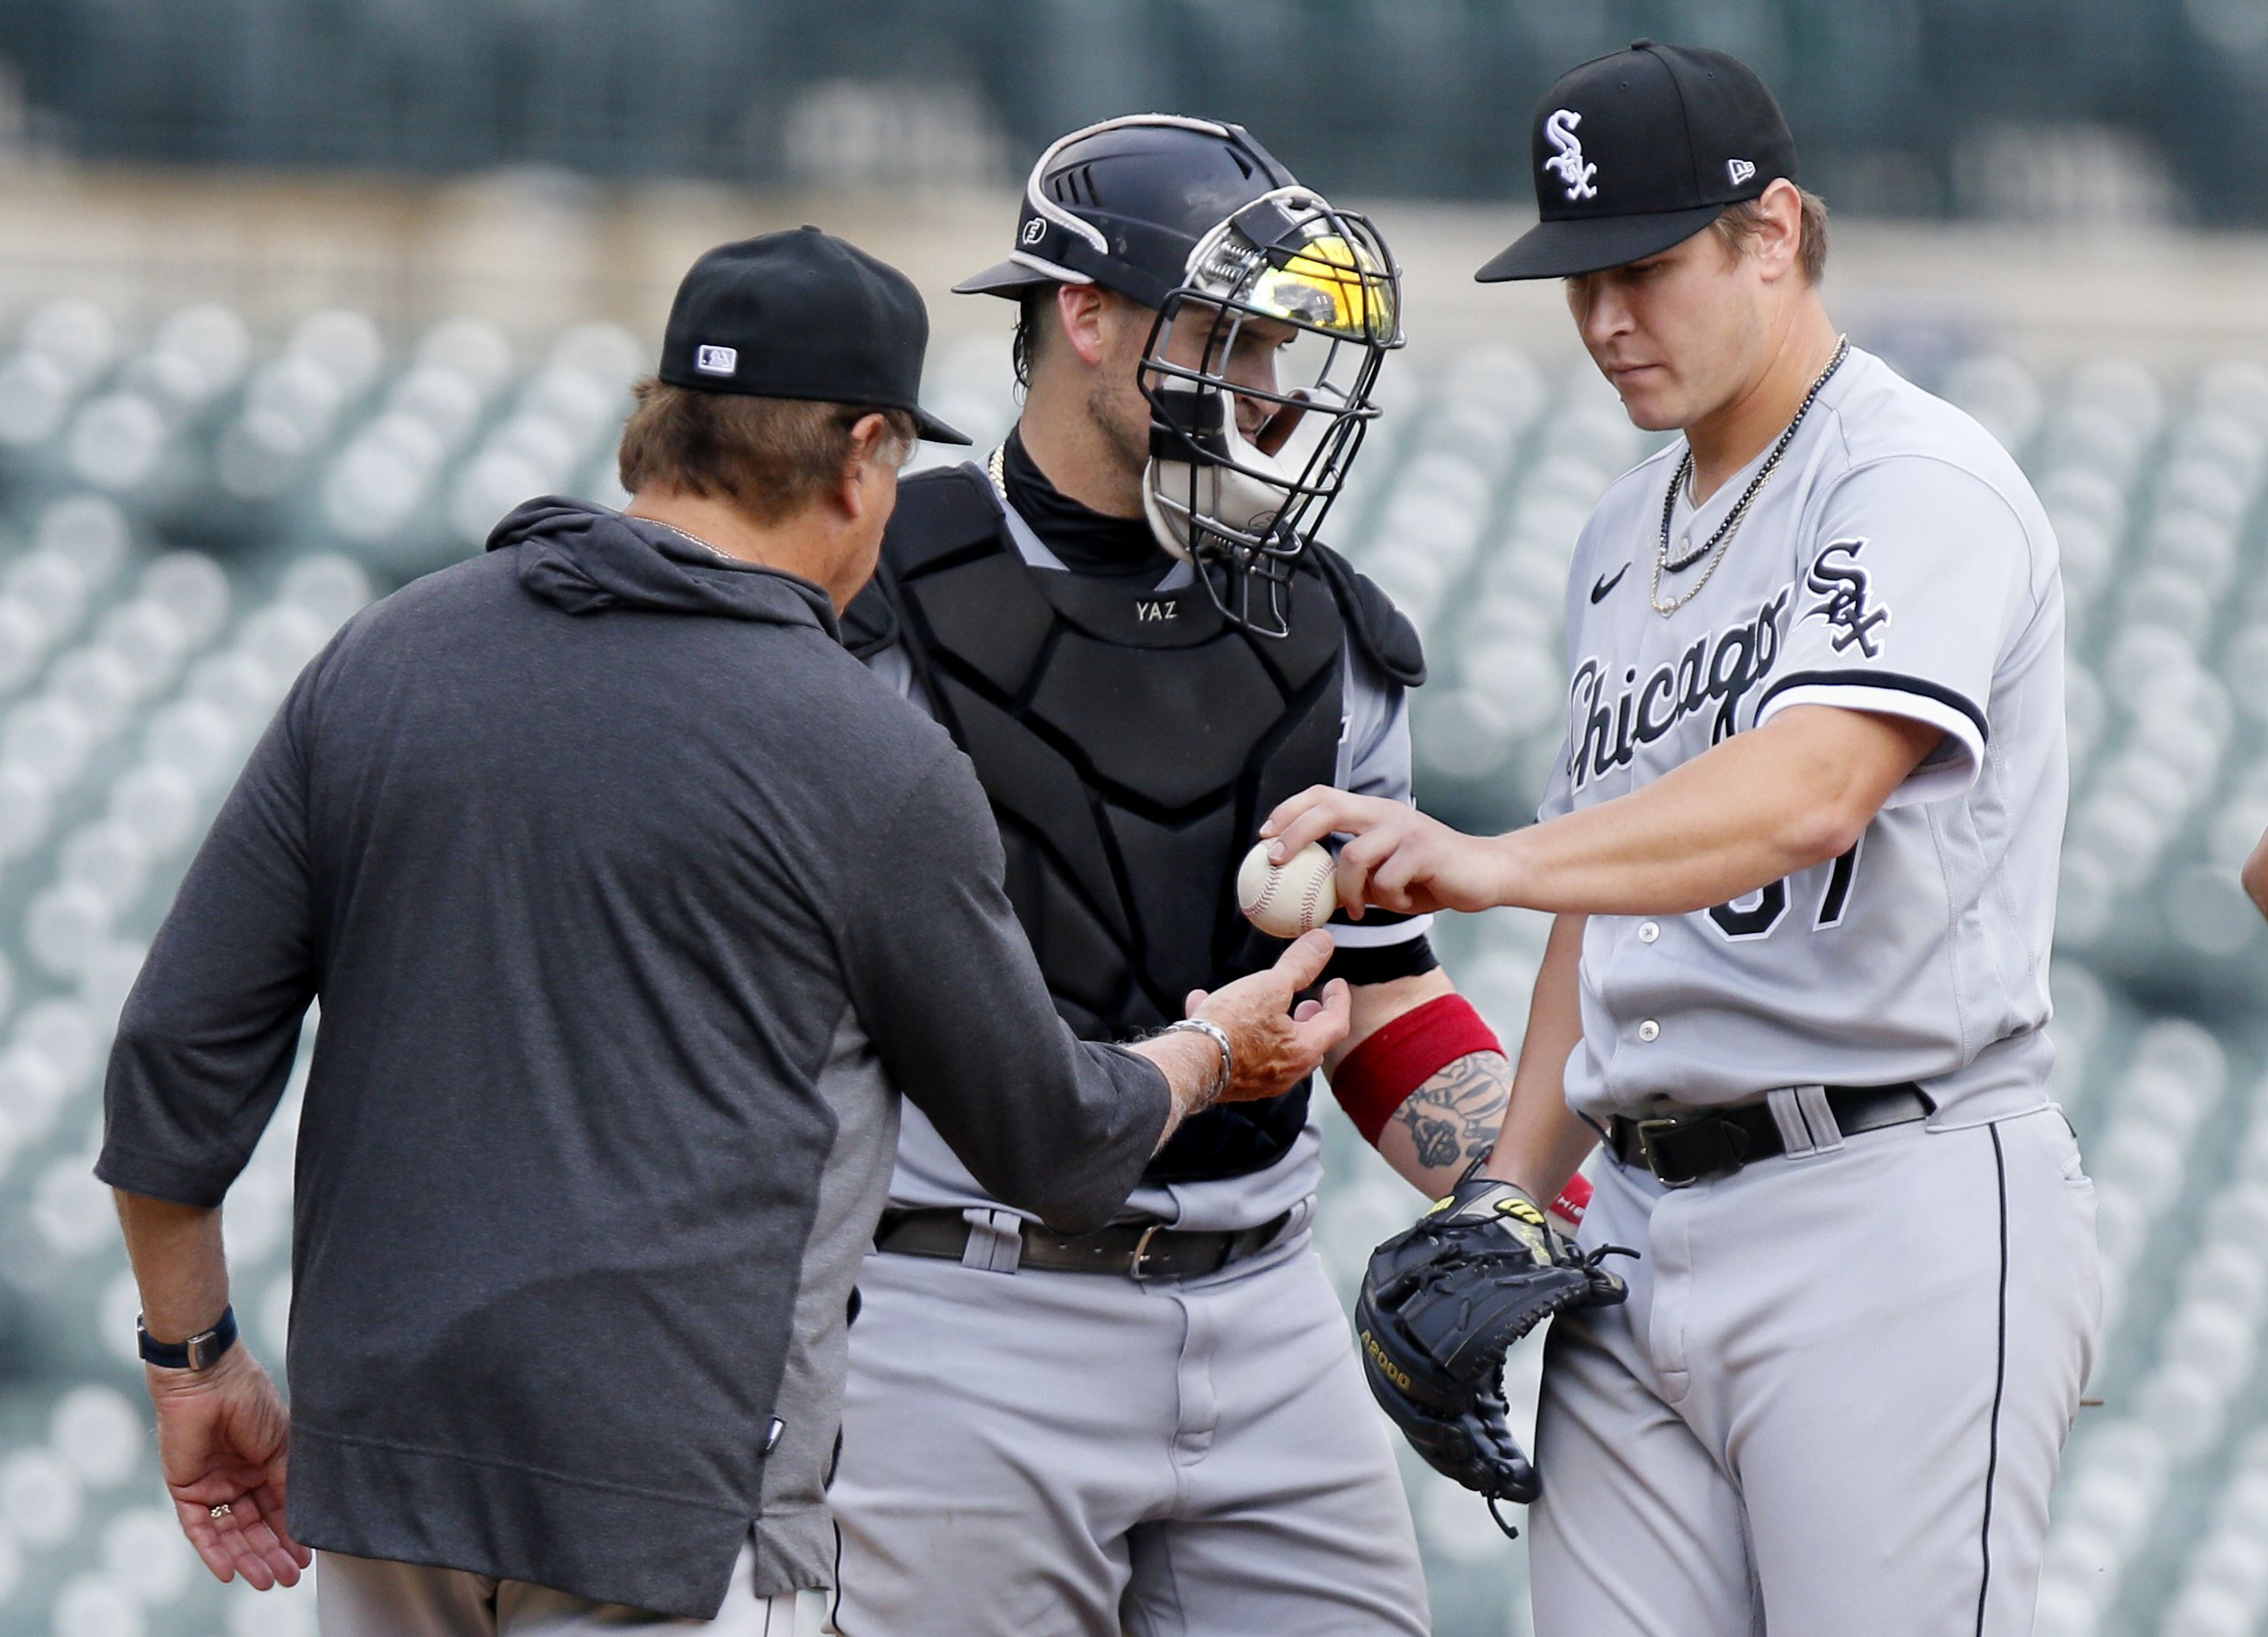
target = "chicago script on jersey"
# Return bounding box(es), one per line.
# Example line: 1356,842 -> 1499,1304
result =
1565,590 -> 1789,791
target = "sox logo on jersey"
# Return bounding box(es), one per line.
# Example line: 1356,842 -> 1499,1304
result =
1800,539 -> 1890,657
1542,110 -> 1599,201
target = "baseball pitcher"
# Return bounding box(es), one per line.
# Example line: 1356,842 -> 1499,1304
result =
1267,43 -> 2102,1637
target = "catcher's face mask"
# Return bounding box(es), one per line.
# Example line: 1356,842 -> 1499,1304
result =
1138,190 -> 1402,638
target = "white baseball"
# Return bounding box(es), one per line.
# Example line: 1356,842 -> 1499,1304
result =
1237,840 -> 1340,939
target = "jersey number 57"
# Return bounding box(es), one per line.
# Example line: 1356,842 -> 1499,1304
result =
1708,840 -> 1861,942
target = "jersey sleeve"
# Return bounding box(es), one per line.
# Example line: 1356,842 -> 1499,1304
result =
1336,650 -> 1432,947
1754,456 -> 2037,809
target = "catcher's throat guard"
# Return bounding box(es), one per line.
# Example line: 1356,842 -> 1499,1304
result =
1138,189 -> 1402,638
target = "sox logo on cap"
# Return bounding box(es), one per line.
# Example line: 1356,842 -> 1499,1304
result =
1542,109 -> 1599,201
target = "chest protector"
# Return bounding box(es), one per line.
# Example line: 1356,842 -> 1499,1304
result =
849,465 -> 1387,1185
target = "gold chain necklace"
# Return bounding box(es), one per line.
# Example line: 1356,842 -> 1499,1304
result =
1649,336 -> 1849,618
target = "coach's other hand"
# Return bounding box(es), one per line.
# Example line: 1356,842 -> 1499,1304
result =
1187,928 -> 1351,1102
148,1345 -> 311,1589
1261,788 -> 1507,920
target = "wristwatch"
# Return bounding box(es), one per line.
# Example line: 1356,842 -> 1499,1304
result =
137,1306 -> 238,1371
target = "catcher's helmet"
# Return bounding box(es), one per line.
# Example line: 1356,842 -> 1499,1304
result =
956,115 -> 1300,309
962,116 -> 1403,639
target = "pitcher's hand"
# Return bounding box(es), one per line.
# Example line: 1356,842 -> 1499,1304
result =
147,1347 -> 310,1589
1261,788 -> 1511,919
1185,928 -> 1351,1101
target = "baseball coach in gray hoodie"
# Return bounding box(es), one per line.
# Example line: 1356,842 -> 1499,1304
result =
97,229 -> 1350,1635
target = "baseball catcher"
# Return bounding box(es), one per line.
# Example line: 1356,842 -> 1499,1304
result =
825,113 -> 1553,1637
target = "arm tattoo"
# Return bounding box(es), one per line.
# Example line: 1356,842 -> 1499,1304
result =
1391,1050 -> 1513,1176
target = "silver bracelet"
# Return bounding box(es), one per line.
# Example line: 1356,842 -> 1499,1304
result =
1161,1018 -> 1233,1105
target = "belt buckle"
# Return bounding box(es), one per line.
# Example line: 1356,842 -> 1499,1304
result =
1128,1223 -> 1166,1280
1635,1117 -> 1700,1188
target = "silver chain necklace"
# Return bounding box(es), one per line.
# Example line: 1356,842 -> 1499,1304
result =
1649,335 -> 1849,618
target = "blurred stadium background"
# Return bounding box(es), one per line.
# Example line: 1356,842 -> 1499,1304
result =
0,2 -> 2265,1634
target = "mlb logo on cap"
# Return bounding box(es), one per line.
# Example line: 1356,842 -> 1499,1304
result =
656,227 -> 970,443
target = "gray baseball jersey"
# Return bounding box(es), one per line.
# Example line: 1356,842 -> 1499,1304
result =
1526,346 -> 2096,1637
865,487 -> 1431,1235
1538,346 -> 2068,1127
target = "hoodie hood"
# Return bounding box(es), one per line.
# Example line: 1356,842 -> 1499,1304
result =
489,496 -> 841,640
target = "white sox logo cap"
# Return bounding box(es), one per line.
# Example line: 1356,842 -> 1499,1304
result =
1541,109 -> 1599,201
1479,41 -> 1798,283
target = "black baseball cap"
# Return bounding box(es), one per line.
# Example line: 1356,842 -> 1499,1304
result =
1477,42 -> 1798,283
659,227 -> 969,445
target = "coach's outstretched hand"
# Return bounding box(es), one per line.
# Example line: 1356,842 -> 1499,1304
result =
1188,927 -> 1352,1103
1260,786 -> 1507,920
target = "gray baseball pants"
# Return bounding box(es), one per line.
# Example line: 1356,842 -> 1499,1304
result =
828,1229 -> 1430,1637
1529,1103 -> 2100,1636
317,1538 -> 827,1636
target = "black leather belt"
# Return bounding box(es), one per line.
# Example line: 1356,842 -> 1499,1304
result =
874,1208 -> 1292,1281
1609,1083 -> 1932,1188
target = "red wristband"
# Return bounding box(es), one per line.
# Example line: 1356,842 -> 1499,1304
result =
1330,994 -> 1504,1146
1551,1172 -> 1593,1227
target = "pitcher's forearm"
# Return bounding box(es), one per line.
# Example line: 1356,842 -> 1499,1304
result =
1479,912 -> 1598,1199
1495,734 -> 1856,915
1484,1088 -> 1602,1204
113,1192 -> 231,1342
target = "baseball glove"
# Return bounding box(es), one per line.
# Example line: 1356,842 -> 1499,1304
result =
1355,1172 -> 1631,1530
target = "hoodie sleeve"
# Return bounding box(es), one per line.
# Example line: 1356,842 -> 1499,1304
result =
97,667 -> 320,1207
836,749 -> 1171,1232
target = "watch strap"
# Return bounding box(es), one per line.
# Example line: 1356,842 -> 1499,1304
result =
138,1305 -> 239,1370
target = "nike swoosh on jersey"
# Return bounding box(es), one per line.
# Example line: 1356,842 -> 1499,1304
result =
1590,564 -> 1629,603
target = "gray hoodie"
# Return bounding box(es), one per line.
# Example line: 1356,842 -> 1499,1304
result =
97,498 -> 1171,1616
